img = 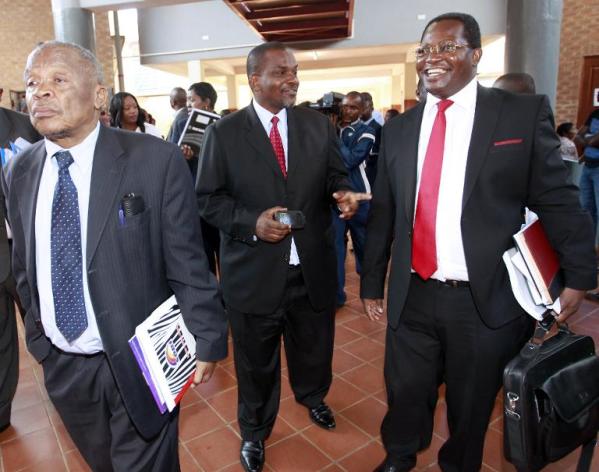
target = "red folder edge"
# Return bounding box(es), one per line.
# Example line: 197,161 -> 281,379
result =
174,371 -> 196,406
513,219 -> 561,304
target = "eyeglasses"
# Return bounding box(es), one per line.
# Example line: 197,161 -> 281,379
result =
414,40 -> 469,60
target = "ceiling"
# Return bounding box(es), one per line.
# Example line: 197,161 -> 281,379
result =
223,0 -> 354,42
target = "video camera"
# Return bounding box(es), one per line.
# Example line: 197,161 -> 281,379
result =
307,92 -> 345,119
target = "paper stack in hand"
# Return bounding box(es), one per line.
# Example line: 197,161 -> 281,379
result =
129,296 -> 196,413
503,213 -> 563,320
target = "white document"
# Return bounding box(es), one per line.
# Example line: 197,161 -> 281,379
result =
503,247 -> 561,321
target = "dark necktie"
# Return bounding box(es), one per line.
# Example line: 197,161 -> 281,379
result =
412,99 -> 454,280
51,150 -> 88,342
269,116 -> 287,178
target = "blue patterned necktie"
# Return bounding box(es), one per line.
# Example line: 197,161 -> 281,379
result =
51,150 -> 88,342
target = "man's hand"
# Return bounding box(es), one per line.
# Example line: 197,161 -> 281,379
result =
333,191 -> 372,220
193,360 -> 216,386
180,144 -> 194,161
362,298 -> 384,321
556,287 -> 586,323
255,206 -> 292,242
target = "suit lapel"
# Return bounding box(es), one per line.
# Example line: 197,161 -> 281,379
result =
462,85 -> 502,210
400,104 -> 425,222
244,104 -> 286,179
86,126 -> 127,267
13,141 -> 46,291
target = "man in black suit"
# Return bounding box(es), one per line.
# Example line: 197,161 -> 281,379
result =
3,41 -> 227,471
0,107 -> 40,432
361,13 -> 596,472
197,41 -> 370,472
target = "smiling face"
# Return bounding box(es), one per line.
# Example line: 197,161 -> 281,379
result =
25,45 -> 106,147
249,48 -> 299,114
416,19 -> 482,99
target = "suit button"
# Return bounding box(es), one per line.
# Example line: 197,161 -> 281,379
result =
408,231 -> 412,238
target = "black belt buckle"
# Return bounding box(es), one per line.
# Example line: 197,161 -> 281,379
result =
442,279 -> 469,288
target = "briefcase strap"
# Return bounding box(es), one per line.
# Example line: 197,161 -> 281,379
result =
576,437 -> 596,472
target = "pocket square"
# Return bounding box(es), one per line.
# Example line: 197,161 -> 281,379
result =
493,138 -> 523,146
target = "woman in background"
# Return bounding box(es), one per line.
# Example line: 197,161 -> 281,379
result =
109,92 -> 162,138
557,121 -> 581,186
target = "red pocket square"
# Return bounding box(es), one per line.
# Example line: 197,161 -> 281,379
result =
493,138 -> 523,146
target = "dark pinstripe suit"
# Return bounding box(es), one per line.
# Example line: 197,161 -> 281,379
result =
2,125 -> 227,469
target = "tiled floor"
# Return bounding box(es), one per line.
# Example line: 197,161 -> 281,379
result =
1,264 -> 598,471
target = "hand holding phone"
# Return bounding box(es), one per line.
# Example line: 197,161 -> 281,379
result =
274,210 -> 305,229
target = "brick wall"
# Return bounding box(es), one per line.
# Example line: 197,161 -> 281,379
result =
0,0 -> 114,109
556,0 -> 599,125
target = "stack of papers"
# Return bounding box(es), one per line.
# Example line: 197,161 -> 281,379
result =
129,296 -> 197,413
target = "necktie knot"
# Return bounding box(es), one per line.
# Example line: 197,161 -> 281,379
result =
271,116 -> 280,126
437,99 -> 454,114
54,151 -> 74,171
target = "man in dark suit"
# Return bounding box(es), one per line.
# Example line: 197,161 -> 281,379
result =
361,13 -> 596,472
197,42 -> 370,472
0,107 -> 40,432
3,41 -> 227,471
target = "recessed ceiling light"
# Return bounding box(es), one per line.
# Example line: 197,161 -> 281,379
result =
417,14 -> 426,20
202,35 -> 209,40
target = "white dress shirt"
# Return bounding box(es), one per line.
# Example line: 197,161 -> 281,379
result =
252,100 -> 300,265
36,123 -> 103,353
414,77 -> 478,281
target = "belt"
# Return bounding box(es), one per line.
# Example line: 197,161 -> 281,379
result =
411,273 -> 470,288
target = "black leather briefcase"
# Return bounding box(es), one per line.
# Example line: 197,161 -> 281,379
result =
503,316 -> 599,472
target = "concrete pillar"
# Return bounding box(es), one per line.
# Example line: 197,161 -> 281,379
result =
404,61 -> 418,100
51,0 -> 96,52
187,60 -> 203,82
390,64 -> 405,110
505,0 -> 562,106
226,75 -> 238,110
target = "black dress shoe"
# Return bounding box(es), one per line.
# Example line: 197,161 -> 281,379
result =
240,440 -> 264,472
308,402 -> 336,429
372,461 -> 398,472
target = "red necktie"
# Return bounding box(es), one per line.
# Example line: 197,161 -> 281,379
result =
412,99 -> 454,280
269,116 -> 287,178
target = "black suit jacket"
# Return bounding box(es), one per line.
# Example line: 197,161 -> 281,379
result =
361,85 -> 596,329
197,104 -> 351,314
2,125 -> 228,438
0,108 -> 41,283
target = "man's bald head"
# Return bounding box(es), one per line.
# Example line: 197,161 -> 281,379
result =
170,87 -> 187,110
493,73 -> 536,94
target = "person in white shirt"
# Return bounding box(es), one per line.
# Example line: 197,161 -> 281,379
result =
361,12 -> 595,472
109,91 -> 162,138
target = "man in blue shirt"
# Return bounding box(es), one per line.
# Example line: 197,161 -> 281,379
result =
334,91 -> 375,307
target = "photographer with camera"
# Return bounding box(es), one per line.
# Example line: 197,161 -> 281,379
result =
334,91 -> 376,307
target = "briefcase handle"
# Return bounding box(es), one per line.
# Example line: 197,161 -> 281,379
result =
530,311 -> 570,346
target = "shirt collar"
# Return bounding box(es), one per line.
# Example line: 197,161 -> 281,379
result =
252,99 -> 287,130
424,76 -> 478,115
44,122 -> 100,173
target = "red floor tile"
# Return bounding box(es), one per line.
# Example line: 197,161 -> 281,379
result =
185,426 -> 240,471
326,377 -> 368,413
341,363 -> 385,395
302,415 -> 370,460
277,397 -> 313,431
206,387 -> 238,423
340,397 -> 387,438
342,336 -> 385,363
0,427 -> 62,471
332,348 -> 364,375
266,434 -> 330,471
339,441 -> 386,472
179,400 -> 227,442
